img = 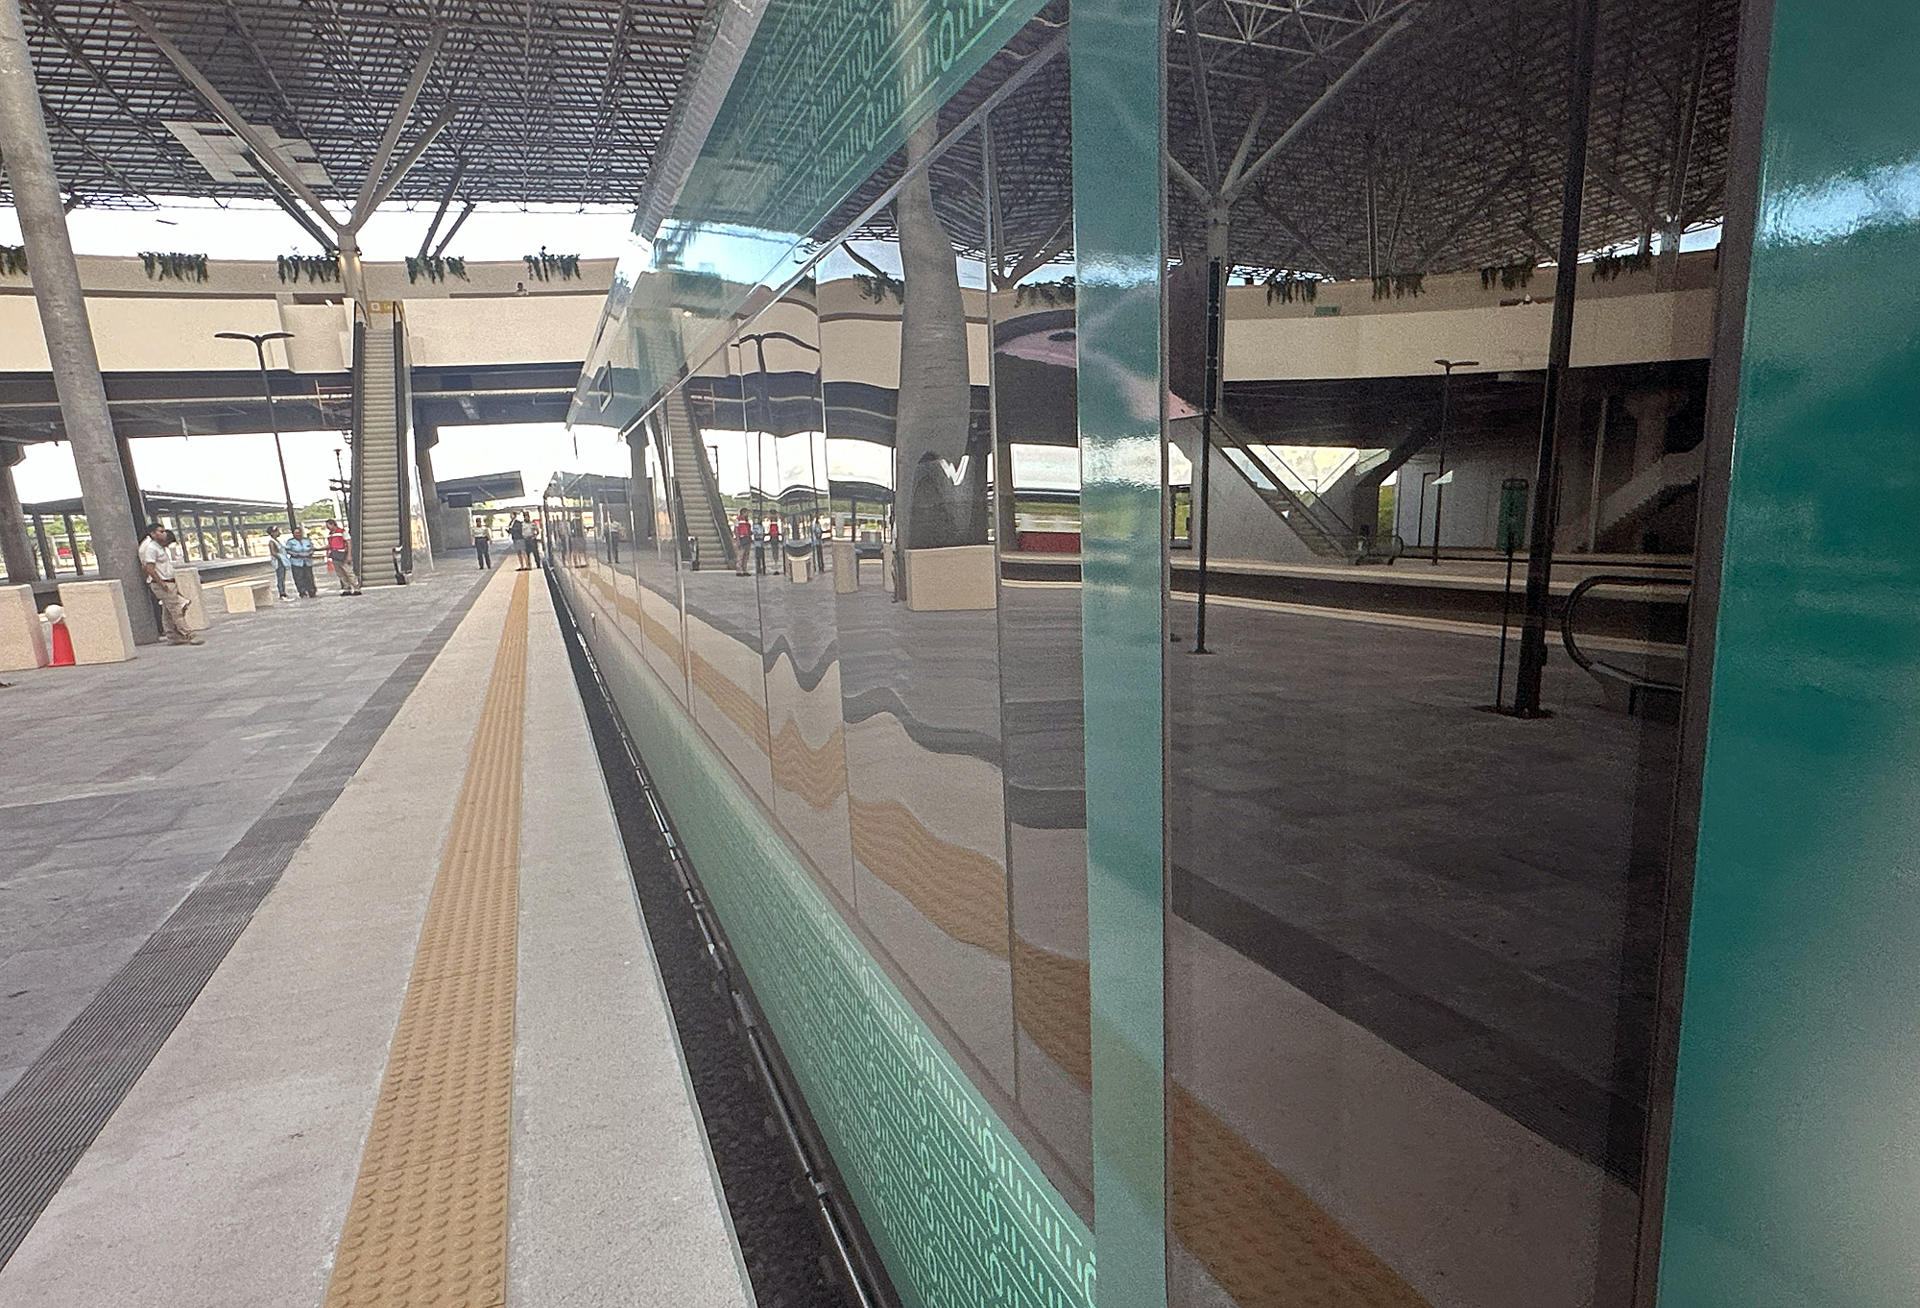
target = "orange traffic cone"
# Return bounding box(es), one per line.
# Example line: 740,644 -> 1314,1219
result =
49,617 -> 74,667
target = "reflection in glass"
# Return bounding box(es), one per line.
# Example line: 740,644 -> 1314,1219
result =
749,277 -> 859,904
824,128 -> 1021,1104
986,54 -> 1093,1207
1161,0 -> 1740,1303
635,409 -> 692,706
685,342 -> 774,801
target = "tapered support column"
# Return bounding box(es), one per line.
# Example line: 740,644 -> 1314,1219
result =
629,432 -> 654,542
414,423 -> 451,553
0,0 -> 155,640
0,443 -> 36,584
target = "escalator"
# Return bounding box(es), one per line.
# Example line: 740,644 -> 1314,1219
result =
1190,410 -> 1402,564
662,387 -> 731,569
350,303 -> 409,586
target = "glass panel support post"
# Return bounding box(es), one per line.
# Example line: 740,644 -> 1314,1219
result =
1072,0 -> 1169,1303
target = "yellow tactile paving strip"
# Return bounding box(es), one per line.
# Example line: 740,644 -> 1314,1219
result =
848,797 -> 1011,956
1013,941 -> 1431,1308
323,572 -> 530,1308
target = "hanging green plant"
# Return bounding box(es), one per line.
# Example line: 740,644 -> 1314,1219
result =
852,270 -> 904,304
1014,275 -> 1076,308
276,252 -> 341,284
1591,251 -> 1654,282
140,251 -> 209,283
1371,273 -> 1424,301
404,254 -> 468,284
1480,262 -> 1535,292
0,244 -> 26,277
1264,271 -> 1318,305
522,247 -> 581,282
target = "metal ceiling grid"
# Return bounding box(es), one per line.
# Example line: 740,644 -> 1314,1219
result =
1165,0 -> 1743,277
9,0 -> 708,211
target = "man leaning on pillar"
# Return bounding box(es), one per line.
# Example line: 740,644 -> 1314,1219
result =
138,522 -> 201,646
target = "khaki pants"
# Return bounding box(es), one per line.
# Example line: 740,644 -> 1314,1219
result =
148,577 -> 191,642
329,550 -> 359,591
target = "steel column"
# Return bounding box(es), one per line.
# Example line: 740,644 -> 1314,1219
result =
1512,0 -> 1601,716
0,0 -> 155,638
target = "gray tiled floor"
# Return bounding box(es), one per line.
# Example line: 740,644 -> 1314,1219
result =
0,562 -> 493,1100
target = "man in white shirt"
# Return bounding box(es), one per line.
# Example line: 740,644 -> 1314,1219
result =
138,522 -> 200,645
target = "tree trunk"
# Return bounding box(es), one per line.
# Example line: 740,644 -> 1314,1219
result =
893,121 -> 981,585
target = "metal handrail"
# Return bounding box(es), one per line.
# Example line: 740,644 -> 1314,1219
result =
1560,572 -> 1686,689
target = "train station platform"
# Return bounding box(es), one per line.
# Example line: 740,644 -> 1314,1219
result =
0,564 -> 756,1306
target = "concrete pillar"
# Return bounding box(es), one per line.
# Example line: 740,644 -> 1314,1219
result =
0,0 -> 154,641
629,432 -> 654,543
116,432 -> 146,529
413,424 -> 450,553
0,442 -> 36,584
61,512 -> 80,575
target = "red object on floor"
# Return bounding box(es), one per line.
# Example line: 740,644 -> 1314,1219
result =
49,620 -> 74,666
1017,530 -> 1082,553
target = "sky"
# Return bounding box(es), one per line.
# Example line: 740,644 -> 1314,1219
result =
2,199 -> 638,509
13,423 -> 632,513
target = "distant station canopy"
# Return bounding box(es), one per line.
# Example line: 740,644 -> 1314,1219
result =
436,471 -> 525,508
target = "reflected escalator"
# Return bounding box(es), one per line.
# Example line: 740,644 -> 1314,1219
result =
1199,410 -> 1403,565
1561,573 -> 1688,720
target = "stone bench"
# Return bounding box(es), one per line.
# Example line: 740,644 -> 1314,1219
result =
0,584 -> 49,671
223,577 -> 276,613
56,580 -> 135,664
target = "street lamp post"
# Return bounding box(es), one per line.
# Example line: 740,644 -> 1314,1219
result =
216,330 -> 299,532
1430,357 -> 1479,565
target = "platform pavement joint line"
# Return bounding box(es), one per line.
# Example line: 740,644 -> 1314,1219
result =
323,572 -> 530,1308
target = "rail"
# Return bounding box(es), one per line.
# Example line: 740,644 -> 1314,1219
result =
1561,572 -> 1686,717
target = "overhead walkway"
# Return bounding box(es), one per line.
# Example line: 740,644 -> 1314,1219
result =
0,564 -> 825,1306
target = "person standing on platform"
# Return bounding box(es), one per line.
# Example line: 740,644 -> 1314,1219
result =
138,522 -> 201,646
265,525 -> 288,600
324,519 -> 362,595
473,517 -> 491,570
286,527 -> 319,598
509,514 -> 529,570
735,511 -> 752,575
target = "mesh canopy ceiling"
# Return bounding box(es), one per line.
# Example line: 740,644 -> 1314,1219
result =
10,0 -> 708,209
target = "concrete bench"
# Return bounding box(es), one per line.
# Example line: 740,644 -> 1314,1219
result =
223,577 -> 276,613
0,584 -> 49,671
56,580 -> 135,664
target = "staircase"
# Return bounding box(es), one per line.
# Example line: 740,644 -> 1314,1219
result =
662,387 -> 730,568
1597,445 -> 1703,541
354,306 -> 404,585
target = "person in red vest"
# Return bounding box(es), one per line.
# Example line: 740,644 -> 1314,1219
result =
734,511 -> 752,575
324,519 -> 362,595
